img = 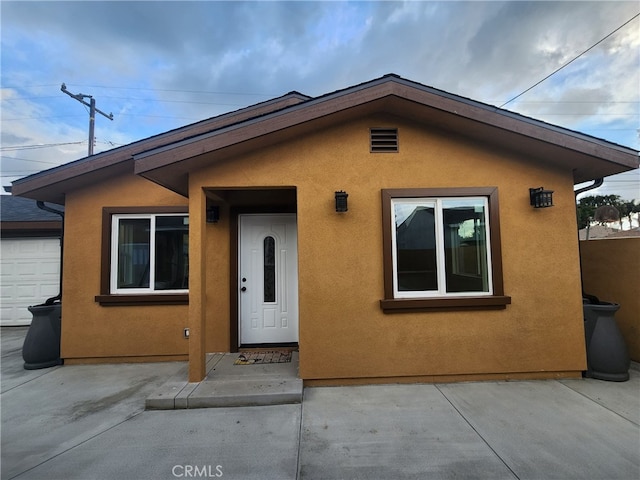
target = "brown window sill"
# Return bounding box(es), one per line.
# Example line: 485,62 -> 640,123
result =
95,294 -> 189,306
380,295 -> 511,313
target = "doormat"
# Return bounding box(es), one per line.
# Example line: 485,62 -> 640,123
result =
234,351 -> 292,365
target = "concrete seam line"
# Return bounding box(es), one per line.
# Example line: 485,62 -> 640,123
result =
434,384 -> 521,480
295,389 -> 305,480
5,410 -> 146,480
0,365 -> 63,395
556,380 -> 640,428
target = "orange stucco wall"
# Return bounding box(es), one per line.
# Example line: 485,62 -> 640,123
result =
580,238 -> 640,361
187,114 -> 587,381
60,173 -> 190,362
58,113 -> 588,380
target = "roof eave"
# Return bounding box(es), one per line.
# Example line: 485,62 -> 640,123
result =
134,77 -> 638,190
10,92 -> 311,203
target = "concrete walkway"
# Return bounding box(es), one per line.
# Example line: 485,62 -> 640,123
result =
2,327 -> 639,480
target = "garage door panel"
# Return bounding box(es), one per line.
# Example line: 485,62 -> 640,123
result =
1,306 -> 32,323
17,242 -> 41,255
17,284 -> 38,298
41,260 -> 60,275
15,261 -> 39,276
12,260 -> 60,276
40,283 -> 59,297
1,284 -> 15,297
42,241 -> 61,253
13,282 -> 59,298
1,264 -> 15,277
2,242 -> 18,255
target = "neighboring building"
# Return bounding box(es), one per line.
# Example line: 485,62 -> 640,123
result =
0,195 -> 63,325
579,225 -> 640,240
11,75 -> 639,383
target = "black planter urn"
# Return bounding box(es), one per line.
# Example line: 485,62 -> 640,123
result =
583,302 -> 630,382
22,303 -> 62,370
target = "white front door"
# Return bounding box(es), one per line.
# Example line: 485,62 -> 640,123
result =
239,214 -> 298,345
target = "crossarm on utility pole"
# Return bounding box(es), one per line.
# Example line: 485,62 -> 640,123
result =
61,83 -> 113,156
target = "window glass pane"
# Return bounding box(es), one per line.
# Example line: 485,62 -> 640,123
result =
117,218 -> 150,289
394,202 -> 438,292
155,216 -> 189,290
264,236 -> 276,302
442,199 -> 490,293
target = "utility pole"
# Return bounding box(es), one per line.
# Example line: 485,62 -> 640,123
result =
61,83 -> 113,156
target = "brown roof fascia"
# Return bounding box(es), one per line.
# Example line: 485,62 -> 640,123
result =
11,92 -> 310,201
391,81 -> 637,169
134,79 -> 402,173
1,220 -> 62,238
134,75 -> 638,177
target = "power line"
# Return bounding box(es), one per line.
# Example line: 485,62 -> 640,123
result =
3,84 -> 277,97
500,13 -> 640,108
501,101 -> 639,105
1,95 -> 62,102
102,96 -> 247,106
61,84 -> 277,97
0,155 -> 61,165
1,115 -> 87,121
0,141 -> 85,151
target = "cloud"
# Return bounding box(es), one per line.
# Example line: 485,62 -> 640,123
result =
1,1 -> 638,196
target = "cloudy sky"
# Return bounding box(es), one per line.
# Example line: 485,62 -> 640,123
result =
1,1 -> 639,199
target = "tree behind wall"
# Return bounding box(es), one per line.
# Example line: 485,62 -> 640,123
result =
576,195 -> 639,229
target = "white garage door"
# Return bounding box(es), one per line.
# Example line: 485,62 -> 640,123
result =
1,238 -> 61,326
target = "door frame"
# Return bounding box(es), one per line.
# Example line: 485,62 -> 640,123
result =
229,206 -> 296,352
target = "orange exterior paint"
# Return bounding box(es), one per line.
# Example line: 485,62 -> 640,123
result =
60,174 -> 189,362
55,113 -> 591,381
580,238 -> 640,361
184,114 -> 587,382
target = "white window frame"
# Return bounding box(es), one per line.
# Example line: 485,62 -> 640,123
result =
110,213 -> 189,294
390,196 -> 493,298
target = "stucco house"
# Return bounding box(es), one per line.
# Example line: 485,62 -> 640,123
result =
11,74 -> 639,384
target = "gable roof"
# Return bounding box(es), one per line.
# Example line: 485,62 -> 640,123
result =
12,74 -> 639,203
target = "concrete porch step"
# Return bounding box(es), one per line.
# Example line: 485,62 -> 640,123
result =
186,377 -> 303,408
146,352 -> 302,410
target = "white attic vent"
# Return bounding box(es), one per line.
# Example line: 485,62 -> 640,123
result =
370,128 -> 398,153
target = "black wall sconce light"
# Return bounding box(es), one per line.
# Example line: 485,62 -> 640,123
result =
206,205 -> 220,223
529,187 -> 554,208
335,191 -> 348,213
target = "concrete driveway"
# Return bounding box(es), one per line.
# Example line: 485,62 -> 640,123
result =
2,327 -> 639,480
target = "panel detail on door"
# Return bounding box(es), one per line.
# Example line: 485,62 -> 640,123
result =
239,214 -> 298,345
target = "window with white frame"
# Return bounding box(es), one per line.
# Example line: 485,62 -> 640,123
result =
380,188 -> 510,312
392,197 -> 491,297
111,214 -> 189,294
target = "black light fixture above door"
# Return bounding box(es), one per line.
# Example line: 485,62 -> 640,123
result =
335,191 -> 348,212
206,205 -> 220,223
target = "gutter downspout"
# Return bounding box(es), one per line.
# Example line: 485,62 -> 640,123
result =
574,178 -> 604,303
574,178 -> 604,198
36,201 -> 64,305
